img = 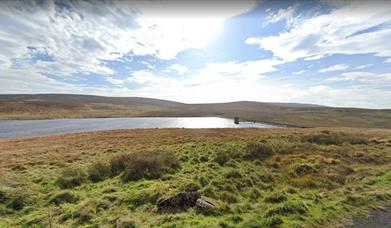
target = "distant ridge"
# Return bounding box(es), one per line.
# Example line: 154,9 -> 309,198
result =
0,94 -> 390,128
0,94 -> 183,107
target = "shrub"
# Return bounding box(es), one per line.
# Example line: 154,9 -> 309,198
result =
243,143 -> 274,161
109,150 -> 180,182
48,190 -> 79,205
87,161 -> 111,182
56,166 -> 87,189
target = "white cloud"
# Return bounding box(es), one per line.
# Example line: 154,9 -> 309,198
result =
264,5 -> 296,26
0,68 -> 82,94
120,69 -> 391,109
327,71 -> 391,82
355,64 -> 373,70
0,0 -> 256,77
167,64 -> 188,74
385,58 -> 391,63
292,70 -> 305,75
127,71 -> 156,84
106,77 -> 124,86
298,84 -> 391,108
318,64 -> 349,73
309,85 -> 333,93
247,1 -> 391,62
191,58 -> 283,83
0,1 -> 389,109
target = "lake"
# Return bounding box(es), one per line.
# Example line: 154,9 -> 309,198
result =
0,117 -> 283,139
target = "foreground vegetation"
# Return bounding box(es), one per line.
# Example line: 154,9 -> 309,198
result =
1,94 -> 391,128
0,128 -> 390,227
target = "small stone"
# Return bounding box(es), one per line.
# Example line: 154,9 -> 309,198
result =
195,196 -> 216,214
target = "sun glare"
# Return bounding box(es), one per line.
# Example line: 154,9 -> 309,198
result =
142,16 -> 224,48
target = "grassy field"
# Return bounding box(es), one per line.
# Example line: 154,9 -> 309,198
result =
1,94 -> 391,128
0,128 -> 390,227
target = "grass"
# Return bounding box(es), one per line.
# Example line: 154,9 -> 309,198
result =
0,128 -> 390,227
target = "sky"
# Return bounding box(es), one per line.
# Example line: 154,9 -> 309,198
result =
0,0 -> 390,109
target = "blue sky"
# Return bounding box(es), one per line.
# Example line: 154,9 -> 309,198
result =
0,0 -> 390,108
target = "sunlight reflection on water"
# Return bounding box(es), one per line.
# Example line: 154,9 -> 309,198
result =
0,117 -> 283,139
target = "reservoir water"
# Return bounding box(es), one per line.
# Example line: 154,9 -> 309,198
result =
0,117 -> 283,139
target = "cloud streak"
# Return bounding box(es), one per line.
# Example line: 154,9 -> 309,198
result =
246,1 -> 391,62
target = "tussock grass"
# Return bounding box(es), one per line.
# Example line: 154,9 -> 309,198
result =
87,161 -> 111,182
111,150 -> 180,182
303,132 -> 368,145
48,190 -> 79,205
243,143 -> 274,161
56,166 -> 87,189
0,128 -> 390,227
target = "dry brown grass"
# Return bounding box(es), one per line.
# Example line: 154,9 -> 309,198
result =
0,127 -> 389,171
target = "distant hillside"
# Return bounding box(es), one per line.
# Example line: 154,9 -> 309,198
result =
0,94 -> 183,107
0,94 -> 390,128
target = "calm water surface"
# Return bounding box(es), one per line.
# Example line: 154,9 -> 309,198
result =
0,117 -> 283,139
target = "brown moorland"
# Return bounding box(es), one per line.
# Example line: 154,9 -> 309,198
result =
0,128 -> 390,227
1,94 -> 391,128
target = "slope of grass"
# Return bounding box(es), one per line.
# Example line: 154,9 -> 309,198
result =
0,128 -> 390,227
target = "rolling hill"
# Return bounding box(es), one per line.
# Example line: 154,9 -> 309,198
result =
0,94 -> 390,128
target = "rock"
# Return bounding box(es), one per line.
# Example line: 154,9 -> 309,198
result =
157,192 -> 200,213
195,196 -> 216,214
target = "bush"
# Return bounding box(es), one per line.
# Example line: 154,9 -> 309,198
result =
56,166 -> 87,189
88,161 -> 111,182
244,143 -> 274,161
48,190 -> 79,205
108,150 -> 180,182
